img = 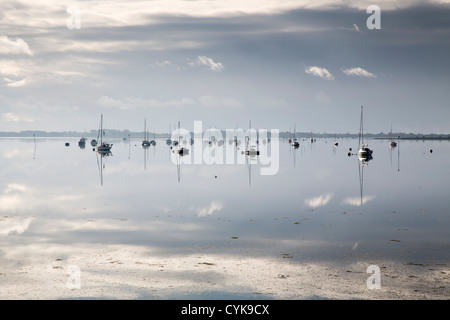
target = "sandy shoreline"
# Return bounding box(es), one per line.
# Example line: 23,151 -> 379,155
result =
1,245 -> 448,300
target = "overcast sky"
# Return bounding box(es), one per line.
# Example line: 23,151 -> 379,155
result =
1,0 -> 449,134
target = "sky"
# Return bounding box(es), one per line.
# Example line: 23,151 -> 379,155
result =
1,0 -> 449,134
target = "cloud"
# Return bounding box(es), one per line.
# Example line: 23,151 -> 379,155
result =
0,35 -> 33,56
305,66 -> 334,80
195,201 -> 223,217
152,60 -> 174,68
149,60 -> 185,71
151,57 -> 225,72
4,77 -> 28,87
0,60 -> 28,77
341,67 -> 376,78
192,56 -> 224,72
5,183 -> 28,193
304,192 -> 334,208
341,195 -> 376,206
97,96 -> 195,110
0,216 -> 33,236
2,112 -> 34,122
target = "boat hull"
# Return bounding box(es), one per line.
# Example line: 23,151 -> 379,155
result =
358,147 -> 373,161
97,143 -> 112,152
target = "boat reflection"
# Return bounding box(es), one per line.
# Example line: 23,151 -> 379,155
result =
142,144 -> 149,171
244,145 -> 258,186
358,157 -> 366,206
78,137 -> 86,149
358,152 -> 373,165
96,150 -> 112,186
389,136 -> 400,172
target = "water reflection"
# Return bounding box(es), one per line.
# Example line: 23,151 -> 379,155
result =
143,145 -> 149,171
358,157 -> 367,206
0,136 -> 449,290
389,136 -> 400,172
96,150 -> 112,186
33,134 -> 36,160
78,137 -> 87,149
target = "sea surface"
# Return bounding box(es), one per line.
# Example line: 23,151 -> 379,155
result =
0,136 -> 449,281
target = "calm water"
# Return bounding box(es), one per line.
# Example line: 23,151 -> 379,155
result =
0,136 -> 449,271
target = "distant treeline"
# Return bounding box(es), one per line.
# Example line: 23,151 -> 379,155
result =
0,130 -> 449,140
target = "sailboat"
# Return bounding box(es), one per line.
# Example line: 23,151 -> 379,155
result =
171,121 -> 189,183
308,131 -> 315,143
166,124 -> 173,146
357,106 -> 373,162
291,124 -> 299,149
388,123 -> 397,148
175,121 -> 189,156
150,130 -> 156,147
96,114 -> 113,153
142,118 -> 151,147
245,121 -> 259,156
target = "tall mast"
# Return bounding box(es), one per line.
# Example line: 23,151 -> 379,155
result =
144,118 -> 147,140
100,114 -> 103,144
359,106 -> 364,147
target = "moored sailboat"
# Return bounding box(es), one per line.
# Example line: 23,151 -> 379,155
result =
96,114 -> 113,153
142,118 -> 151,147
357,106 -> 373,162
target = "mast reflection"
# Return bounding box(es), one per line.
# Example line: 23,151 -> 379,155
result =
96,150 -> 112,186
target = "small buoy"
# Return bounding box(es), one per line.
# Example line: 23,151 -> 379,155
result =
349,147 -> 352,151
430,149 -> 433,153
348,152 -> 352,156
215,176 -> 218,179
65,142 -> 70,147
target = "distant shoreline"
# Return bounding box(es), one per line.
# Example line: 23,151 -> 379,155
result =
0,130 -> 449,140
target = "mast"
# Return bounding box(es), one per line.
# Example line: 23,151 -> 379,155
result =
359,106 -> 364,147
100,114 -> 103,144
144,118 -> 147,141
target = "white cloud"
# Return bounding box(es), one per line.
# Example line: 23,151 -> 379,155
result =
304,192 -> 334,208
341,195 -> 376,206
150,60 -> 185,71
341,67 -> 376,78
97,96 -> 195,110
0,60 -> 28,77
192,56 -> 224,72
2,112 -> 34,122
152,60 -> 174,68
5,183 -> 28,193
0,35 -> 33,56
0,216 -> 33,236
98,95 -> 244,110
4,77 -> 29,87
305,66 -> 334,80
195,201 -> 223,217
